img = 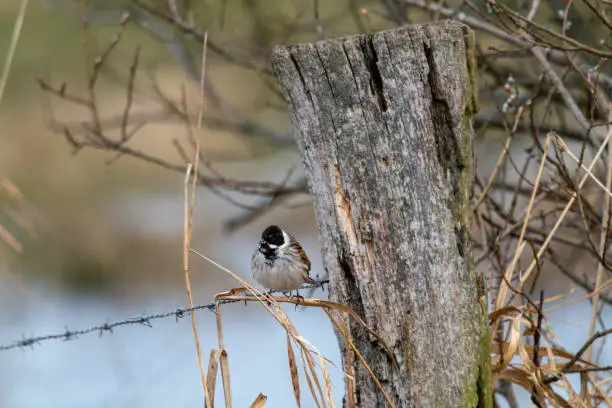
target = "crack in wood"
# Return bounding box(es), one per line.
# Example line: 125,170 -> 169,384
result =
422,37 -> 468,260
363,36 -> 388,113
287,50 -> 314,107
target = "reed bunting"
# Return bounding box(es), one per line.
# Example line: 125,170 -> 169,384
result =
251,225 -> 316,296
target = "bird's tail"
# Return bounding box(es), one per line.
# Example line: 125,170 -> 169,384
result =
305,276 -> 317,285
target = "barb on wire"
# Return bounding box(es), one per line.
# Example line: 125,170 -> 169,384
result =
0,281 -> 328,353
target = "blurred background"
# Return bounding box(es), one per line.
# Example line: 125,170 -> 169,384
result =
0,0 -> 611,407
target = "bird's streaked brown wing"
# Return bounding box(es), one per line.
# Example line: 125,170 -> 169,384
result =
290,236 -> 315,283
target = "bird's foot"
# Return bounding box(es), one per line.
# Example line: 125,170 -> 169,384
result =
293,289 -> 305,310
264,289 -> 275,306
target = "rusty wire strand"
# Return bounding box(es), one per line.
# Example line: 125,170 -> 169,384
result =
0,281 -> 328,352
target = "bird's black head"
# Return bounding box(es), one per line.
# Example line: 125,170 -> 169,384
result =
261,225 -> 285,246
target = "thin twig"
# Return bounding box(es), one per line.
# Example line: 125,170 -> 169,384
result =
0,0 -> 28,108
183,163 -> 210,406
519,124 -> 612,290
544,328 -> 612,384
120,46 -> 141,142
496,134 -> 550,311
531,48 -> 591,132
587,115 -> 612,361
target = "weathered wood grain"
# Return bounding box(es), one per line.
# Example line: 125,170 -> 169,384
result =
271,20 -> 490,408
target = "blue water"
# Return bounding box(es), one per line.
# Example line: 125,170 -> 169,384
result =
0,282 -> 343,408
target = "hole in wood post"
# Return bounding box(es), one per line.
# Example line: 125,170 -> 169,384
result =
380,156 -> 389,168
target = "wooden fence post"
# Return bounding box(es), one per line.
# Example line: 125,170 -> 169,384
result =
271,20 -> 491,407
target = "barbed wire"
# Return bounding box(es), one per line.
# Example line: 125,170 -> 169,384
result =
0,281 -> 328,352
